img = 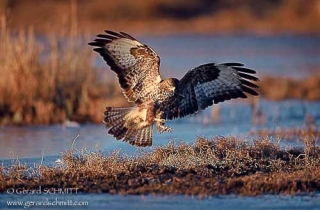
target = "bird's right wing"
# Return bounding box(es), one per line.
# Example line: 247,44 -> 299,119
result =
160,63 -> 259,120
88,30 -> 162,104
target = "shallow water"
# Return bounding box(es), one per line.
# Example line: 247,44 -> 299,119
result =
1,193 -> 320,210
0,99 -> 319,160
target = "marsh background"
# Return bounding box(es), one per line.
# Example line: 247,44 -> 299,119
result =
0,0 -> 320,209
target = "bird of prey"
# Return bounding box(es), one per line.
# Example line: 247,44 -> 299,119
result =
88,30 -> 259,147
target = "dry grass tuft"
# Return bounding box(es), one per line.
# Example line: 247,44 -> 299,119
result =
251,126 -> 319,144
1,134 -> 320,196
0,15 -> 126,125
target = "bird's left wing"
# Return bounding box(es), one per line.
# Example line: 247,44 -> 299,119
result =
88,30 -> 161,104
161,63 -> 259,120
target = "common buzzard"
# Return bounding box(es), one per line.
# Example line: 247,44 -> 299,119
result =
89,30 -> 259,147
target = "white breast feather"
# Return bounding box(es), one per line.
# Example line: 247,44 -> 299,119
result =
124,107 -> 149,129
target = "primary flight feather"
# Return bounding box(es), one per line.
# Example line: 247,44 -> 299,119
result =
88,30 -> 259,147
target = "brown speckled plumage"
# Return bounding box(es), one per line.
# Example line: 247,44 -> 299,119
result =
89,31 -> 259,146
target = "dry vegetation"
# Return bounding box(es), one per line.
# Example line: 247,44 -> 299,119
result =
0,15 -> 127,125
1,135 -> 319,196
260,76 -> 320,101
251,125 -> 320,143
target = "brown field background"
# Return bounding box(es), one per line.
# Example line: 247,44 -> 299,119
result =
1,0 -> 320,35
0,0 -> 320,125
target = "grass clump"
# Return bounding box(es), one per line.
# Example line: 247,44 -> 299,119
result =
0,15 -> 126,125
1,135 -> 320,196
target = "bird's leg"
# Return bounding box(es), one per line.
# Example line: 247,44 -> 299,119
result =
155,118 -> 171,133
154,118 -> 165,123
154,110 -> 172,133
157,123 -> 172,133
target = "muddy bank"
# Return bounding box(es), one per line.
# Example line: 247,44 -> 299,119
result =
1,135 -> 319,196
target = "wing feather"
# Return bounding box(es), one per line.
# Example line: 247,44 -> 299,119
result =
119,31 -> 137,40
104,30 -> 127,38
232,66 -> 257,74
88,30 -> 162,104
219,62 -> 244,67
239,78 -> 259,89
161,63 -> 259,119
237,72 -> 259,82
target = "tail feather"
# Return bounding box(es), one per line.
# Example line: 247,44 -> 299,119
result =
126,126 -> 153,147
124,128 -> 137,145
103,107 -> 153,147
104,107 -> 130,140
135,126 -> 153,146
103,107 -> 130,127
108,121 -> 127,140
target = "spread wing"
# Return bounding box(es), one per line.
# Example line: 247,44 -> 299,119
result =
88,30 -> 162,104
161,63 -> 259,120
